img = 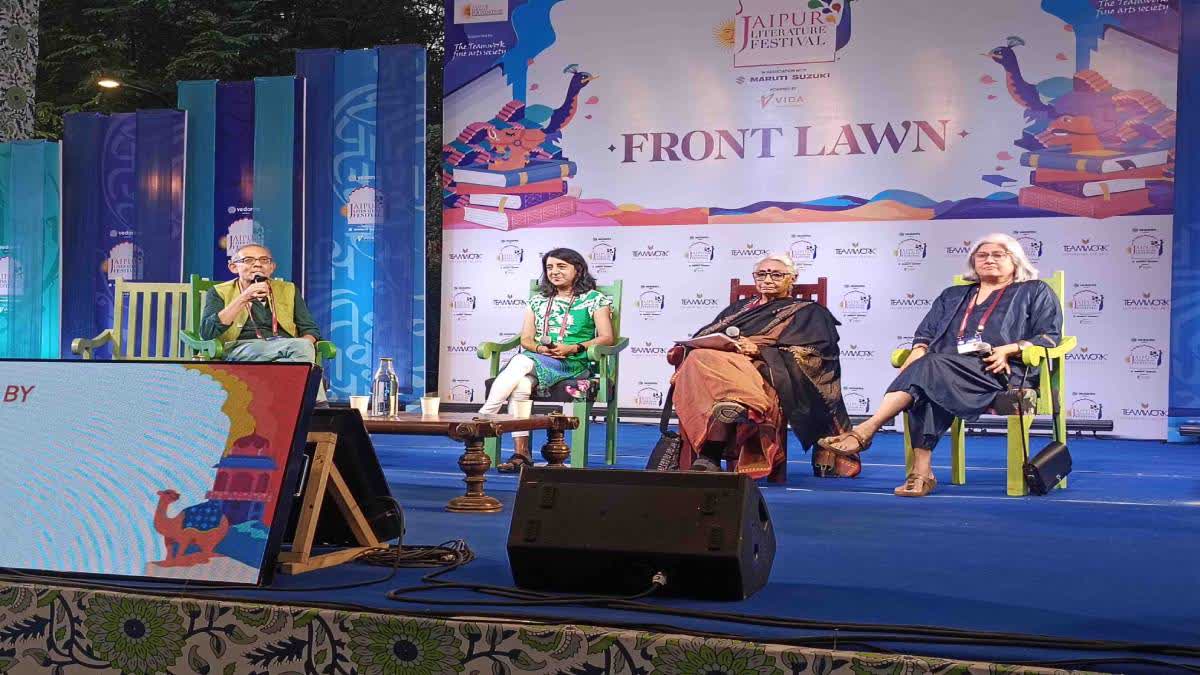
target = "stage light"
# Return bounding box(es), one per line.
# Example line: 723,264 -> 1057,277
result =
97,78 -> 121,89
95,77 -> 173,106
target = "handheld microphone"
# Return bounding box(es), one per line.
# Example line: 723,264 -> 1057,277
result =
724,326 -> 741,338
251,275 -> 270,306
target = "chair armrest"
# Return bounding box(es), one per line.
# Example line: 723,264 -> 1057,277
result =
890,348 -> 911,368
1021,336 -> 1078,367
477,335 -> 522,360
71,330 -> 114,359
179,330 -> 225,359
588,337 -> 628,360
316,340 -> 337,360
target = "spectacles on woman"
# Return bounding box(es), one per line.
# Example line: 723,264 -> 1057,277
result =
753,271 -> 792,281
973,252 -> 1009,261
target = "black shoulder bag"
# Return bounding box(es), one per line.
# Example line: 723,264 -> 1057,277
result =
1017,345 -> 1072,495
645,384 -> 682,471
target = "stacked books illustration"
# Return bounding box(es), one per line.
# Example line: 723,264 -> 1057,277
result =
452,158 -> 578,230
1017,147 -> 1172,219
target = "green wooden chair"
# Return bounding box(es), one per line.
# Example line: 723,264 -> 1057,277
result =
477,280 -> 626,468
70,279 -> 198,360
889,271 -> 1077,496
179,274 -> 336,362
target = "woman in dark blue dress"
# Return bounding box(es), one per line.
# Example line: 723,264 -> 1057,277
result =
816,233 -> 1062,497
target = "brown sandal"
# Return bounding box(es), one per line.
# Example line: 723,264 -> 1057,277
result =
816,429 -> 873,456
893,472 -> 937,497
496,452 -> 533,473
710,401 -> 748,425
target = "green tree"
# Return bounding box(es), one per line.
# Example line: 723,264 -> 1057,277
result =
35,0 -> 447,383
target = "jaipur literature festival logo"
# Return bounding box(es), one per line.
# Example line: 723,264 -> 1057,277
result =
1069,284 -> 1105,324
685,237 -> 715,271
842,388 -> 871,415
838,286 -> 872,323
1125,340 -> 1164,380
1069,394 -> 1104,420
637,287 -> 667,317
788,235 -> 818,270
1013,231 -> 1044,261
453,0 -> 507,24
496,242 -> 525,274
450,287 -> 477,321
635,383 -> 665,408
589,239 -> 617,273
1127,231 -> 1165,269
448,381 -> 476,403
894,234 -> 927,271
722,0 -> 853,69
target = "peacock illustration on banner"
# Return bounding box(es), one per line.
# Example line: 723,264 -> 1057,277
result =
980,0 -> 1177,220
442,64 -> 597,230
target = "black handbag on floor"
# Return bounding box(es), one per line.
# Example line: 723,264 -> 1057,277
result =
1018,346 -> 1072,495
645,384 -> 682,471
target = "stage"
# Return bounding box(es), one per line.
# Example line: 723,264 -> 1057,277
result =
2,422 -> 1196,674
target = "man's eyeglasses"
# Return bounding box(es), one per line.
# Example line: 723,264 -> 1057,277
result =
234,256 -> 274,265
753,271 -> 792,281
973,252 -> 1009,261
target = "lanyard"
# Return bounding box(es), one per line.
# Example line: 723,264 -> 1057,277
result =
242,281 -> 279,338
540,293 -> 574,344
957,284 -> 1009,340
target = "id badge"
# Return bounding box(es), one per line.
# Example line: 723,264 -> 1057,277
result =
264,335 -> 285,341
957,336 -> 985,355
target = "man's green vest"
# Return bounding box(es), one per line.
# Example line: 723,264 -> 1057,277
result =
214,278 -> 298,344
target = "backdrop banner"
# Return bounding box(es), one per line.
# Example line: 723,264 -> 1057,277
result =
441,0 -> 1180,438
298,46 -> 427,400
177,77 -> 304,281
61,110 -> 186,357
0,140 -> 60,358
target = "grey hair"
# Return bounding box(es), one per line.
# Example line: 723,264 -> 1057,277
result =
231,243 -> 272,259
754,252 -> 797,276
963,233 -> 1038,282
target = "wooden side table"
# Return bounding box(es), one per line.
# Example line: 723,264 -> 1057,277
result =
364,412 -> 579,512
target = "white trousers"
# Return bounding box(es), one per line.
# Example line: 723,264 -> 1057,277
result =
478,353 -> 535,437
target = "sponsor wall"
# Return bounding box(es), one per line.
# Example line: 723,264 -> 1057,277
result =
442,0 -> 1180,438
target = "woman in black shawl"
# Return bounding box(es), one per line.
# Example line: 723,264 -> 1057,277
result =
670,254 -> 857,481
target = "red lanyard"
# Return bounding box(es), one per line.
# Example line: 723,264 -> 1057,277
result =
540,293 -> 574,343
957,284 -> 1009,340
243,281 -> 279,338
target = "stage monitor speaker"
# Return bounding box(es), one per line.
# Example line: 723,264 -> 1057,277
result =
283,407 -> 405,547
507,467 -> 775,600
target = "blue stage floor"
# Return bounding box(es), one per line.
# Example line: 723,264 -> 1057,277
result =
249,423 -> 1200,672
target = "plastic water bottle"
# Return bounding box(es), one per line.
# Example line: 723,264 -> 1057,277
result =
371,357 -> 399,416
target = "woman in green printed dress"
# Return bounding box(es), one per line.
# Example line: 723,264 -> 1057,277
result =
478,247 -> 614,472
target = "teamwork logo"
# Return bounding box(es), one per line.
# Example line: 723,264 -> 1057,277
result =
1064,345 -> 1108,363
445,339 -> 478,354
731,243 -> 770,259
631,341 -> 669,356
1123,291 -> 1169,310
839,344 -> 875,361
680,292 -> 720,310
1121,402 -> 1167,419
943,240 -> 972,258
492,293 -> 527,308
448,247 -> 485,262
